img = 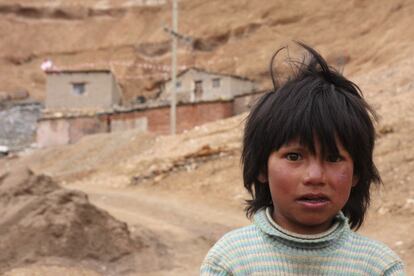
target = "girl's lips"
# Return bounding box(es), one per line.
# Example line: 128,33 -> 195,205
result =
296,194 -> 330,208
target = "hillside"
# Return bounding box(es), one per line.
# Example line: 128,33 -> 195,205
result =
0,0 -> 413,275
1,0 -> 413,102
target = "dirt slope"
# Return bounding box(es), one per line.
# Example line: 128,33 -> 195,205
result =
0,0 -> 413,102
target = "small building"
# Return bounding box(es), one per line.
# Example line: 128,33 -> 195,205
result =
45,69 -> 122,110
37,67 -> 264,148
158,67 -> 258,103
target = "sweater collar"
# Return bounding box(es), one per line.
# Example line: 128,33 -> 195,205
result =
253,207 -> 349,249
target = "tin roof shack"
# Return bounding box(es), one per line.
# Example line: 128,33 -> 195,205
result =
46,69 -> 121,110
158,67 -> 258,103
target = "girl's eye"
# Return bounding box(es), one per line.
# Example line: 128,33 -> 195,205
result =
285,153 -> 302,161
326,155 -> 344,162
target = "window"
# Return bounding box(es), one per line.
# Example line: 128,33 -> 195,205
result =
136,96 -> 146,103
212,78 -> 221,88
72,82 -> 86,95
176,81 -> 181,88
194,80 -> 203,100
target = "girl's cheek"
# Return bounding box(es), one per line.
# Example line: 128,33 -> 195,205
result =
334,166 -> 354,184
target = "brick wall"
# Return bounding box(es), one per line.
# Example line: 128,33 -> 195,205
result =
37,118 -> 70,147
37,100 -> 234,148
69,116 -> 109,143
37,115 -> 108,148
110,100 -> 233,134
175,101 -> 233,133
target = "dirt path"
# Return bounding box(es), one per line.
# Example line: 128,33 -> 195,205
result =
66,183 -> 248,275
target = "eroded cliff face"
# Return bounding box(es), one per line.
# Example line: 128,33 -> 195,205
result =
0,0 -> 413,102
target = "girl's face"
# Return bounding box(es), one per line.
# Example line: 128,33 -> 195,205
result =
264,137 -> 357,235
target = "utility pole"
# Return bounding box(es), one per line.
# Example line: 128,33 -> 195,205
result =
170,0 -> 178,135
164,0 -> 192,135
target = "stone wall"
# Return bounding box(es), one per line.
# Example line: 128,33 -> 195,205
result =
0,102 -> 42,150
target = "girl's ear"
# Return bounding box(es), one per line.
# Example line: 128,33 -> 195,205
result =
258,172 -> 268,183
352,175 -> 359,187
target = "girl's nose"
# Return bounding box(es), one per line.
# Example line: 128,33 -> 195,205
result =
304,159 -> 324,185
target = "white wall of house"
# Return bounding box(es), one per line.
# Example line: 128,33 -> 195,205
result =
46,71 -> 121,110
160,69 -> 256,103
230,77 -> 258,97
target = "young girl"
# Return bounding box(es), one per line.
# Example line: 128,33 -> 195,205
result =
200,43 -> 404,275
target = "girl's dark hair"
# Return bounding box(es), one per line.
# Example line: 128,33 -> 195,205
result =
242,42 -> 381,230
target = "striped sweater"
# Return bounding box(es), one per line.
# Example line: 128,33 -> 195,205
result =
201,208 -> 404,275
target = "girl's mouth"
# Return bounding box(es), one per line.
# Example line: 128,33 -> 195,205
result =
296,194 -> 330,208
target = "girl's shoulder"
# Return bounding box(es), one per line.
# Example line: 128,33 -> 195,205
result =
200,224 -> 264,272
206,224 -> 263,255
347,231 -> 400,256
345,231 -> 404,272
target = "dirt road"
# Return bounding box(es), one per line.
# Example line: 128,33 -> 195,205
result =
67,183 -> 248,275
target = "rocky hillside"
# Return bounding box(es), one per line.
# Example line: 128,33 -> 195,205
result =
0,0 -> 413,103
